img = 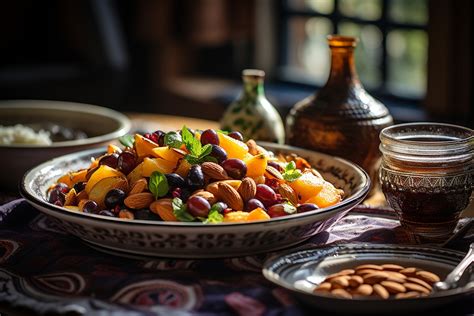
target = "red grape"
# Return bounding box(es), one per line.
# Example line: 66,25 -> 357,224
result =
245,198 -> 266,211
186,165 -> 205,189
99,153 -> 119,169
297,203 -> 319,213
255,184 -> 277,207
210,145 -> 227,163
228,131 -> 244,142
187,196 -> 211,217
118,151 -> 137,175
200,129 -> 219,145
82,200 -> 98,213
221,158 -> 247,179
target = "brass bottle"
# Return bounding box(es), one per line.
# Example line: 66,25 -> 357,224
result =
286,35 -> 393,187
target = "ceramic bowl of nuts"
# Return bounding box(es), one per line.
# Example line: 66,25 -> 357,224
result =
20,127 -> 369,258
263,243 -> 474,313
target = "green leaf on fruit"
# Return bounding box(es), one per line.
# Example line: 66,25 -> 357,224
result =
282,161 -> 302,182
217,129 -> 229,135
282,203 -> 297,214
149,171 -> 169,199
172,197 -> 195,222
203,204 -> 224,224
180,125 -> 215,165
164,131 -> 182,148
119,134 -> 134,148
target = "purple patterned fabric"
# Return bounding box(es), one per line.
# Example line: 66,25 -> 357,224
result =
0,199 -> 472,316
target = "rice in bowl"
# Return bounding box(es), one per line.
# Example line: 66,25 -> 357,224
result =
0,124 -> 52,145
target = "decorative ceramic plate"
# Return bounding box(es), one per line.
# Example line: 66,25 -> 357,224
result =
20,143 -> 369,258
263,243 -> 474,314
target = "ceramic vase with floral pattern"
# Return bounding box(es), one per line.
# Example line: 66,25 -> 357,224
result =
220,69 -> 285,144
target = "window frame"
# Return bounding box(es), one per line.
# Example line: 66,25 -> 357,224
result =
275,0 -> 428,105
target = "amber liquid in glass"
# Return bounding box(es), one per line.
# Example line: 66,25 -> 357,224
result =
381,135 -> 472,240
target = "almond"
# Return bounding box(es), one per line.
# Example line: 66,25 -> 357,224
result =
330,276 -> 350,288
380,281 -> 406,294
406,277 -> 432,290
373,284 -> 389,299
415,270 -> 440,284
201,162 -> 229,180
206,180 -> 241,199
119,209 -> 134,220
150,198 -> 177,221
355,264 -> 384,271
218,182 -> 244,211
395,291 -> 421,299
129,178 -> 147,195
353,284 -> 373,296
124,192 -> 154,209
348,275 -> 364,288
190,190 -> 217,205
363,272 -> 389,284
265,165 -> 284,180
403,282 -> 430,294
278,183 -> 298,205
238,177 -> 256,201
331,288 -> 352,299
315,282 -> 332,292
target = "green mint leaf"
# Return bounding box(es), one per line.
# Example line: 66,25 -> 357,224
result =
217,129 -> 229,135
202,156 -> 218,163
283,169 -> 302,182
282,203 -> 297,215
199,144 -> 212,158
184,155 -> 201,165
119,134 -> 134,148
285,161 -> 296,172
172,197 -> 195,222
181,126 -> 201,155
282,162 -> 302,182
164,131 -> 182,148
149,171 -> 169,199
203,204 -> 224,224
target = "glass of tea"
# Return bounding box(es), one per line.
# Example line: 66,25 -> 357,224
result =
379,122 -> 473,241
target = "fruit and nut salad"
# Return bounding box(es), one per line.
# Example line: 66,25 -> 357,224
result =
48,127 -> 344,223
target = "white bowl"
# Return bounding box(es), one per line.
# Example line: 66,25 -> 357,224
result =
0,100 -> 131,190
20,143 -> 370,258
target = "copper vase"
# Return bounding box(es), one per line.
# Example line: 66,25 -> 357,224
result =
286,35 -> 393,189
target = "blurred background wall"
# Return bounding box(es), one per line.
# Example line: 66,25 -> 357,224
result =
0,0 -> 472,127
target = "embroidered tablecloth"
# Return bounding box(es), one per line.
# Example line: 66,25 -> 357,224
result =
0,199 -> 472,316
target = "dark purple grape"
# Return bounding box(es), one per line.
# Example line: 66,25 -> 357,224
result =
165,173 -> 186,189
99,153 -> 119,169
54,183 -> 70,194
200,129 -> 219,145
135,209 -> 161,220
82,200 -> 98,213
187,196 -> 211,217
180,188 -> 192,202
104,189 -> 126,209
153,130 -> 165,146
73,181 -> 86,193
211,202 -> 228,214
255,184 -> 277,207
98,210 -> 115,217
118,151 -> 137,174
210,145 -> 227,164
186,165 -> 205,189
48,189 -> 65,206
228,131 -> 244,142
268,161 -> 284,172
297,203 -> 319,213
267,203 -> 297,218
245,198 -> 266,212
221,158 -> 247,179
